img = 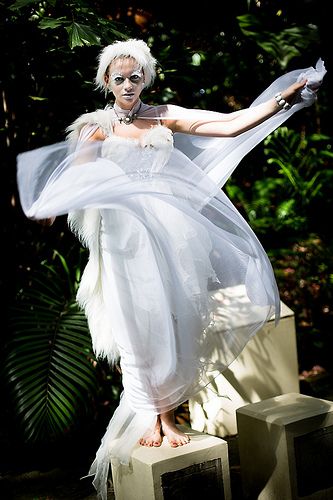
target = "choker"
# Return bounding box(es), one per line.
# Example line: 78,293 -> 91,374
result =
112,100 -> 142,125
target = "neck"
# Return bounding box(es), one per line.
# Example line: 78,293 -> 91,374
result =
112,99 -> 143,125
113,99 -> 142,116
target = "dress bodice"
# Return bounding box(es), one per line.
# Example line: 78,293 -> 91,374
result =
101,125 -> 174,175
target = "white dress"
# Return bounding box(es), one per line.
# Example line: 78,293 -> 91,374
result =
16,59 -> 326,499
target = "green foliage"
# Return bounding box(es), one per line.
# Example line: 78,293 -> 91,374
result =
265,127 -> 333,198
7,0 -> 126,48
237,13 -> 319,68
226,127 -> 333,237
269,236 -> 333,370
4,251 -> 98,443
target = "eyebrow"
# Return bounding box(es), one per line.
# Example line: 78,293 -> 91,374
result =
110,70 -> 143,79
110,72 -> 124,79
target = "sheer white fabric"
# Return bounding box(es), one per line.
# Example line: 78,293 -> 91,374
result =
16,59 -> 326,500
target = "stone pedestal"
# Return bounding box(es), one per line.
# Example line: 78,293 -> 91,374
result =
111,426 -> 231,500
236,392 -> 333,499
189,301 -> 299,437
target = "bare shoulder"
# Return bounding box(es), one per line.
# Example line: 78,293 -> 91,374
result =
88,127 -> 107,141
156,103 -> 185,131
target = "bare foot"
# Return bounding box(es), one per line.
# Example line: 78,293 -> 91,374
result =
160,410 -> 190,448
139,416 -> 163,447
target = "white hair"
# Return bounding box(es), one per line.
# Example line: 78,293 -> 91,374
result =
95,38 -> 157,91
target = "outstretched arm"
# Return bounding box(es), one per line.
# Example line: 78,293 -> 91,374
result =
172,81 -> 306,137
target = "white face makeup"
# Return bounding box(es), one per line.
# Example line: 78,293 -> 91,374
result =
106,58 -> 145,110
110,69 -> 143,86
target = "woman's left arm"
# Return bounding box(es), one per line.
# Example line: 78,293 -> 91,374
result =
172,81 -> 306,138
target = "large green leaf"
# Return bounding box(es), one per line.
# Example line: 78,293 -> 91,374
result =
4,253 -> 98,443
66,22 -> 101,49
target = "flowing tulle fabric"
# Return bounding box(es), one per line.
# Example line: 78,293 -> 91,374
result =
16,59 -> 326,499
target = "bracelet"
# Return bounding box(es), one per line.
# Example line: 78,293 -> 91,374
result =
274,92 -> 292,110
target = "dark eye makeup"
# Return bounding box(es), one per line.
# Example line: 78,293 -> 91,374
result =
111,71 -> 143,85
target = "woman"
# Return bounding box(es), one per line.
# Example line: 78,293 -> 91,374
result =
17,39 -> 326,498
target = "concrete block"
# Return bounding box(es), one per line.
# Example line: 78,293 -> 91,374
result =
189,300 -> 299,437
236,392 -> 333,499
111,426 -> 231,500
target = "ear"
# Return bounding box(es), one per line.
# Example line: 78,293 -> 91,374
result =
104,74 -> 109,86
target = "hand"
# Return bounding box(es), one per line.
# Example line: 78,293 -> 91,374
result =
298,58 -> 326,94
282,80 -> 307,106
307,81 -> 322,92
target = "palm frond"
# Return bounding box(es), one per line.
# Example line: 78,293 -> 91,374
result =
4,252 -> 98,443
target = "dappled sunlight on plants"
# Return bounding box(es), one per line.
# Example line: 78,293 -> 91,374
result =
269,235 -> 333,374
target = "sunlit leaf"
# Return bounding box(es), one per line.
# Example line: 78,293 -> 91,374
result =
39,17 -> 67,29
66,22 -> 100,49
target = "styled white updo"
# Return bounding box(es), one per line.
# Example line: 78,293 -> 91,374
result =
95,38 -> 157,91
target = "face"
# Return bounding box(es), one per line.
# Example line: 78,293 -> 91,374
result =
105,57 -> 145,109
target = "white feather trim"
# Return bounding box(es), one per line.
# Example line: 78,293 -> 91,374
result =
65,109 -> 114,144
68,209 -> 120,365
